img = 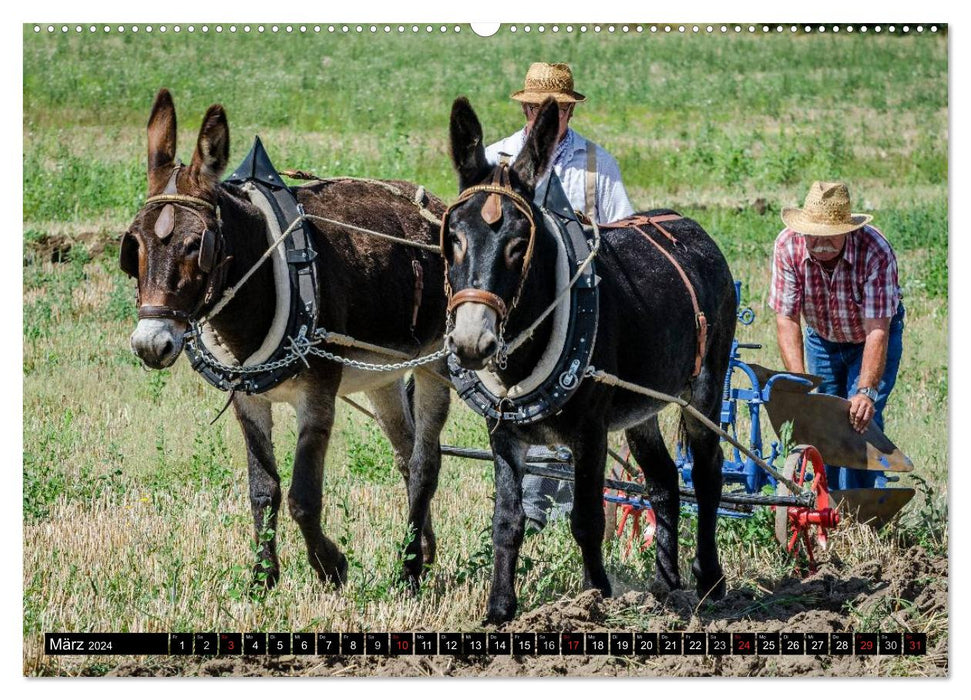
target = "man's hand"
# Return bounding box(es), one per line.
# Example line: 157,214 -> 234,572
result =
848,392 -> 876,433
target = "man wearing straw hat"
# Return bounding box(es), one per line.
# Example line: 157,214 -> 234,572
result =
769,181 -> 905,490
485,62 -> 635,225
485,62 -> 635,531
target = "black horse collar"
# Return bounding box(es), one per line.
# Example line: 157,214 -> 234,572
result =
447,172 -> 599,425
184,136 -> 321,395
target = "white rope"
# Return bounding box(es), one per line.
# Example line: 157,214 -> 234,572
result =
583,366 -> 808,497
302,213 -> 441,253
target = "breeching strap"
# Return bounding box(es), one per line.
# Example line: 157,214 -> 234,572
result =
601,214 -> 708,378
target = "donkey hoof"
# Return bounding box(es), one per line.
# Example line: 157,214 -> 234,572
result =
649,577 -> 675,602
250,570 -> 280,598
399,559 -> 425,593
692,560 -> 726,602
320,553 -> 349,588
485,593 -> 517,625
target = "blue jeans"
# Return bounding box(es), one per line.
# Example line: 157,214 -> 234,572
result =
804,304 -> 905,489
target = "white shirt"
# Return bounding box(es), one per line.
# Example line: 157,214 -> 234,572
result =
485,127 -> 635,225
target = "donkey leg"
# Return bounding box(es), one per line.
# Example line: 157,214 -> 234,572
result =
289,383 -> 347,587
626,417 -> 682,600
683,405 -> 726,601
366,377 -> 416,490
569,425 -> 612,596
399,369 -> 450,584
485,428 -> 529,624
233,393 -> 282,590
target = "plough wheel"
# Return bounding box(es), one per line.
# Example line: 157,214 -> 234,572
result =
774,444 -> 840,574
603,443 -> 655,556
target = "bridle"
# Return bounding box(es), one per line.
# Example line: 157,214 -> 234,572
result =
439,163 -> 538,331
124,192 -> 232,324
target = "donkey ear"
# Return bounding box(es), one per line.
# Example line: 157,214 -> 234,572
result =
147,88 -> 177,193
511,97 -> 559,191
449,97 -> 489,191
190,104 -> 230,184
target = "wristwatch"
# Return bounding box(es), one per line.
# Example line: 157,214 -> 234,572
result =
857,386 -> 878,402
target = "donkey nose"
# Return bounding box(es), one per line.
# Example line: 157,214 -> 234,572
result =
130,320 -> 184,369
447,329 -> 499,370
478,333 -> 498,358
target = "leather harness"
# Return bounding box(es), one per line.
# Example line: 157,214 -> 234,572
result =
443,169 -> 599,425
600,213 -> 709,378
440,162 -> 537,325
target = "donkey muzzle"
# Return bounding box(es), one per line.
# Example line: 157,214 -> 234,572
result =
130,318 -> 187,369
447,302 -> 499,370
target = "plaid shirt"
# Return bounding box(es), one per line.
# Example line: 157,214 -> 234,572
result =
768,225 -> 901,343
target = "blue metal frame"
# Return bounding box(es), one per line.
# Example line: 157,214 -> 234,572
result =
672,282 -> 814,518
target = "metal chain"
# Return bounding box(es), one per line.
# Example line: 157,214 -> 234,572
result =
188,325 -> 448,377
307,343 -> 450,372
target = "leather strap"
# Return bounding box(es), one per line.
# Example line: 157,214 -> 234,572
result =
604,214 -> 707,378
584,139 -> 597,221
602,213 -> 682,245
481,163 -> 509,225
138,305 -> 192,322
447,288 -> 508,320
411,259 -> 424,332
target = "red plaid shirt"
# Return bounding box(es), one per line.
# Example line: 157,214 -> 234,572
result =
768,225 -> 901,343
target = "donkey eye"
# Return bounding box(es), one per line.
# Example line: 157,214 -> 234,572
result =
448,228 -> 468,264
505,238 -> 527,264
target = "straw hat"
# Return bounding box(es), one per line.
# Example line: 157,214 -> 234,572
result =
781,181 -> 873,237
511,63 -> 586,103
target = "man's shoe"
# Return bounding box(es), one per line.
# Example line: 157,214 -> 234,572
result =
525,517 -> 546,533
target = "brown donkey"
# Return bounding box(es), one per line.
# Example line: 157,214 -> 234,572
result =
123,89 -> 450,589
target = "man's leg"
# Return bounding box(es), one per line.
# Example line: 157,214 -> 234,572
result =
521,475 -> 561,531
845,304 -> 906,488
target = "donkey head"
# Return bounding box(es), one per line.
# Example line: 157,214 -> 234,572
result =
123,88 -> 230,369
443,96 -> 559,369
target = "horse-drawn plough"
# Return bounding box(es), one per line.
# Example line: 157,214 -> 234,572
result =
436,283 -> 915,573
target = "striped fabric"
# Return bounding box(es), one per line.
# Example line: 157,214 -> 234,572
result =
768,225 -> 901,343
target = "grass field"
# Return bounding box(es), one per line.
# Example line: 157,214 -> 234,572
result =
22,24 -> 948,676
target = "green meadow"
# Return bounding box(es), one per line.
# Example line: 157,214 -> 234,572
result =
23,24 -> 947,676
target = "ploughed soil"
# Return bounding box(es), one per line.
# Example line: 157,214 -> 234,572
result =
105,545 -> 947,678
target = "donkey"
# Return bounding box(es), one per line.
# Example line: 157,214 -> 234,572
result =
444,97 -> 737,623
123,89 -> 450,590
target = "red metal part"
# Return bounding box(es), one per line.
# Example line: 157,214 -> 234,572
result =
615,502 -> 656,555
605,444 -> 655,557
777,445 -> 840,574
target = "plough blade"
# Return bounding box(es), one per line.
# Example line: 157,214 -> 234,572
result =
829,488 -> 916,529
753,365 -> 914,473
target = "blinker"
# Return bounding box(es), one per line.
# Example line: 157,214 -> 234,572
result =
199,229 -> 216,273
120,232 -> 139,278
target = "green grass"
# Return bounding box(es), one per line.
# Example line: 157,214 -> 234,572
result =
22,25 -> 948,676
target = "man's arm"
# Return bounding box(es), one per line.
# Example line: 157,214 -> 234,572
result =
595,148 -> 635,224
775,314 -> 805,374
848,316 -> 891,433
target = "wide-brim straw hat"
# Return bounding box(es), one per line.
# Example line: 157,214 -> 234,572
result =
781,181 -> 873,237
511,62 -> 586,103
